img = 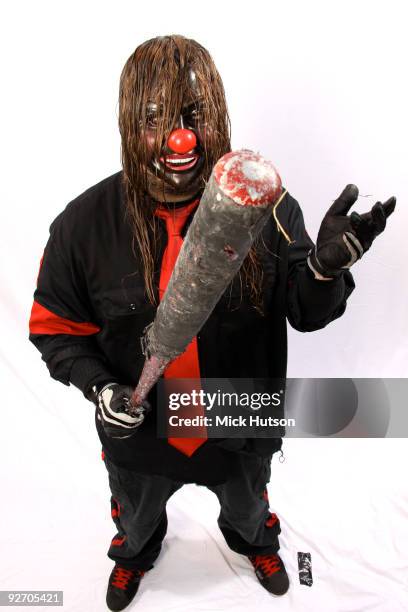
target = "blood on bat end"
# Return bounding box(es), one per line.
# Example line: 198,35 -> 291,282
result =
214,150 -> 282,207
223,244 -> 238,260
129,393 -> 141,408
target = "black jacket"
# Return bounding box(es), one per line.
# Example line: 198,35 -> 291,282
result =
29,171 -> 355,484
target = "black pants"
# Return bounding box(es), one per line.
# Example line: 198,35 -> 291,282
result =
102,451 -> 281,571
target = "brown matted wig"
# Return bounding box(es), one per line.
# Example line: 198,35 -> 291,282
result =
119,35 -> 264,312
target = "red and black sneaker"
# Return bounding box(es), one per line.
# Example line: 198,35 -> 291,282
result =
106,564 -> 145,611
248,554 -> 289,596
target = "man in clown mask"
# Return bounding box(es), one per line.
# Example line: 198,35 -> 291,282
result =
29,35 -> 395,610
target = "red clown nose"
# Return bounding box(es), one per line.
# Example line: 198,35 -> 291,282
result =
167,128 -> 197,154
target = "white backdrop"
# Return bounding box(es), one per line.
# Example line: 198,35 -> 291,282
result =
1,1 -> 407,611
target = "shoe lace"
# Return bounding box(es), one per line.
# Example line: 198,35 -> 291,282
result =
112,566 -> 144,590
250,554 -> 282,577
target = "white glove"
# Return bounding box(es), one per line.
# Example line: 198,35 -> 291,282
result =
94,382 -> 149,439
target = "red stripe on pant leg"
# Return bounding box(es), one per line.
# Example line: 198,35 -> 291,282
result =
265,513 -> 279,528
111,498 -> 121,517
111,536 -> 126,546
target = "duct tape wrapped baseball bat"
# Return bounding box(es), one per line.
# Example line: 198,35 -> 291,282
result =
129,149 -> 288,412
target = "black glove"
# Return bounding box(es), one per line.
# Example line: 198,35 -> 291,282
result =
307,184 -> 396,279
91,382 -> 150,439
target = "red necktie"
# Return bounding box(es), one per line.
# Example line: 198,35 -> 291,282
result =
155,200 -> 207,457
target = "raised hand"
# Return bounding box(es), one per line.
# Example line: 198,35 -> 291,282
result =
307,185 -> 396,279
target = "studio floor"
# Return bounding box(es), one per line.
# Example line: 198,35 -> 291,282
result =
1,371 -> 407,612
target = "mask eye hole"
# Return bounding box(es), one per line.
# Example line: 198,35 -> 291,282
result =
146,112 -> 159,129
142,102 -> 165,130
189,108 -> 204,123
183,101 -> 207,127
